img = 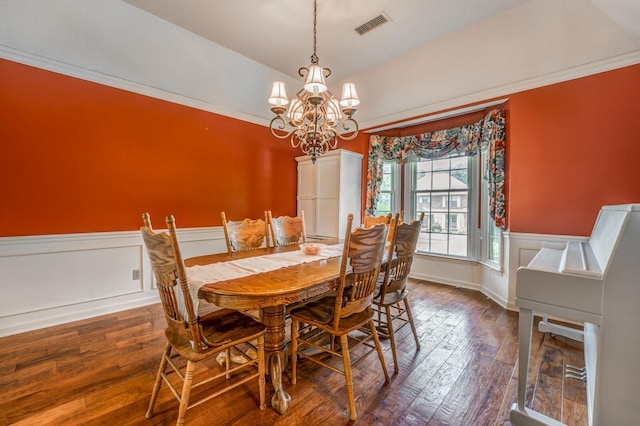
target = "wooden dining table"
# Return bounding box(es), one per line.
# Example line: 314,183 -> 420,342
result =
184,241 -> 341,415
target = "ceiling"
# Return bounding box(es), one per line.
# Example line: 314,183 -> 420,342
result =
122,0 -> 533,83
1,0 -> 640,129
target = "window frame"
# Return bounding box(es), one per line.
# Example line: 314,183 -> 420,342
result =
373,160 -> 401,217
402,153 -> 483,261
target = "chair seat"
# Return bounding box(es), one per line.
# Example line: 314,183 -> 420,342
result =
290,297 -> 374,336
374,289 -> 409,307
169,309 -> 266,361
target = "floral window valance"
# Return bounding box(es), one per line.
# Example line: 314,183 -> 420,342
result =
366,108 -> 506,229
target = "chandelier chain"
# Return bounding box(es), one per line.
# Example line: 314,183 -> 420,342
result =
311,0 -> 318,64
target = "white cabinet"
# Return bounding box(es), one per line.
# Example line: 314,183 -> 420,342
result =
296,149 -> 363,238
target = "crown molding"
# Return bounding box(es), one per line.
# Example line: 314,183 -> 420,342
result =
361,50 -> 640,131
2,45 -> 638,131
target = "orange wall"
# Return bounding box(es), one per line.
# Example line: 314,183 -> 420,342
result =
0,60 -> 303,236
507,64 -> 640,235
2,58 -> 638,237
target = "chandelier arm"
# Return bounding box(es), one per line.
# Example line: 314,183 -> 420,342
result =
291,133 -> 302,148
325,130 -> 339,150
336,117 -> 359,141
269,116 -> 294,139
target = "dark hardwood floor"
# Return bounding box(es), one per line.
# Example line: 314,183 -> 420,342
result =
0,280 -> 587,425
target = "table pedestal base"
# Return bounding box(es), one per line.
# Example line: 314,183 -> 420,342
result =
262,305 -> 291,414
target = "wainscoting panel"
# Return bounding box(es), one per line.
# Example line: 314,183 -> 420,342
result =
0,244 -> 143,317
0,227 -> 226,337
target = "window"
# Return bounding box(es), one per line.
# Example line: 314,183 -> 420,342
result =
373,161 -> 401,216
480,148 -> 502,266
367,108 -> 505,266
406,155 -> 471,257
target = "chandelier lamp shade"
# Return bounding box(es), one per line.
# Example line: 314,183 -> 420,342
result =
268,0 -> 360,163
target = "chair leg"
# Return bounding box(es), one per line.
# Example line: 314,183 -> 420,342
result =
176,360 -> 196,426
404,298 -> 421,350
291,318 -> 298,385
146,343 -> 171,419
385,306 -> 399,374
369,319 -> 390,383
257,335 -> 266,410
340,334 -> 357,421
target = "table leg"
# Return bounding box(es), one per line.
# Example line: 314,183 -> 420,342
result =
261,305 -> 291,415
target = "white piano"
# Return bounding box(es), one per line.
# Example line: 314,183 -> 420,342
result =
510,204 -> 640,425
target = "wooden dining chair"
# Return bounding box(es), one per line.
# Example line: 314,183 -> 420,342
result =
373,212 -> 424,373
289,214 -> 390,421
363,212 -> 392,228
267,210 -> 307,246
141,213 -> 266,426
221,211 -> 270,254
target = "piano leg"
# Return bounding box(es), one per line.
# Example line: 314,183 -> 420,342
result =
517,307 -> 533,413
510,307 -> 566,426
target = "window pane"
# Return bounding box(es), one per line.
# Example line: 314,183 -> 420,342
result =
373,160 -> 397,218
415,163 -> 431,190
488,217 -> 500,261
412,156 -> 468,257
376,193 -> 391,215
381,173 -> 392,191
450,156 -> 467,170
451,167 -> 468,187
432,158 -> 449,171
431,170 -> 451,190
416,194 -> 430,212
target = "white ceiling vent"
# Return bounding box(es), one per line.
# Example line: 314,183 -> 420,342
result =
354,12 -> 391,36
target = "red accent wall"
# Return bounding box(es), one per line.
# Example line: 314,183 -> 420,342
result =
507,64 -> 640,235
0,60 -> 300,236
1,59 -> 638,237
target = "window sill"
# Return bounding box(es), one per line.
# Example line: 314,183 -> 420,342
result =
415,251 -> 476,264
479,260 -> 503,273
415,252 -> 504,273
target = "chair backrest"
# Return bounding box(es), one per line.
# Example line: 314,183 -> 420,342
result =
140,213 -> 205,351
398,210 -> 405,225
363,213 -> 392,228
378,212 -> 425,303
267,210 -> 307,246
221,211 -> 270,254
332,214 -> 389,329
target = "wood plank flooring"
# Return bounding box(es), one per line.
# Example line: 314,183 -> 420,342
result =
0,280 -> 587,425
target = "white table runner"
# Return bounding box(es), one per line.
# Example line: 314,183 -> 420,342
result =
177,243 -> 344,319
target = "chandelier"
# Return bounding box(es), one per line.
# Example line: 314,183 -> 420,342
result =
267,0 -> 360,163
